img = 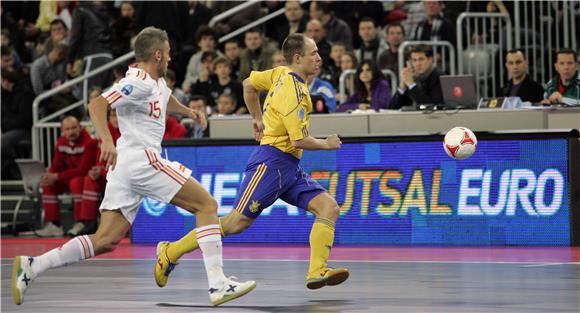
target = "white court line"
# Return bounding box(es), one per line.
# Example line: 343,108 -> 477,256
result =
2,258 -> 577,265
521,263 -> 575,267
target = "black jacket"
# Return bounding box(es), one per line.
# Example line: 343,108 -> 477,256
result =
68,2 -> 112,63
1,83 -> 34,132
500,75 -> 544,103
390,68 -> 444,109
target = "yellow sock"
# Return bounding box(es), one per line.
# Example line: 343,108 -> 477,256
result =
307,217 -> 335,278
166,218 -> 226,262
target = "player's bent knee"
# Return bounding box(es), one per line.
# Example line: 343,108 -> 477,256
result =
316,198 -> 340,221
196,197 -> 218,215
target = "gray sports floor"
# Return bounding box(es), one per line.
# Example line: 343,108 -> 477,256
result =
2,259 -> 579,313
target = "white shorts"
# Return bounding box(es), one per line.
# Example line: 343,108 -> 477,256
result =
99,148 -> 192,224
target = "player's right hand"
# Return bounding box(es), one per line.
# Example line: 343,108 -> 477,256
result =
100,140 -> 117,171
253,118 -> 265,141
325,134 -> 342,150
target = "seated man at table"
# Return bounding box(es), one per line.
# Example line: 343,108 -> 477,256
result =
541,49 -> 580,106
390,45 -> 444,110
500,49 -> 544,103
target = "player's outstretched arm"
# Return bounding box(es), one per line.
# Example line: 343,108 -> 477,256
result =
291,134 -> 342,151
88,96 -> 117,170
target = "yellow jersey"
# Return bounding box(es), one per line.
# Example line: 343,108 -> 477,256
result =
249,66 -> 311,159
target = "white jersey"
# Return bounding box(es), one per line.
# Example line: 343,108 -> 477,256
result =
101,66 -> 171,153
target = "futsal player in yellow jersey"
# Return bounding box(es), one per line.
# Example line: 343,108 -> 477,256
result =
155,33 -> 349,290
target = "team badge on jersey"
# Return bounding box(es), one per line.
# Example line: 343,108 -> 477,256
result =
249,200 -> 261,213
298,107 -> 305,120
121,84 -> 133,96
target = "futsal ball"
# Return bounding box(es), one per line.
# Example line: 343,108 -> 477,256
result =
443,127 -> 477,160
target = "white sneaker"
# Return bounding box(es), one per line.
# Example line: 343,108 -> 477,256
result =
34,222 -> 64,237
12,256 -> 37,305
209,276 -> 256,306
67,222 -> 85,236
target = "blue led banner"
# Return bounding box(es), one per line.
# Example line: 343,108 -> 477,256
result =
132,139 -> 571,246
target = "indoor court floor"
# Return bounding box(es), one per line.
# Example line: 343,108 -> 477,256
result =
2,238 -> 579,313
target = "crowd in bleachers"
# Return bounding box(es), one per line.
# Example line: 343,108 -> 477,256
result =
1,1 -> 579,187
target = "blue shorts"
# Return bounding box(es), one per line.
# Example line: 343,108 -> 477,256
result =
232,145 -> 326,219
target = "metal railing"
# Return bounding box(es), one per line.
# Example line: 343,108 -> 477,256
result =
457,12 -> 512,99
209,1 -> 262,27
514,0 -> 578,84
397,40 -> 456,80
339,69 -> 398,103
215,0 -> 310,44
32,51 -> 135,162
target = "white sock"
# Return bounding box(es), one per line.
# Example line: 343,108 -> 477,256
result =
196,224 -> 226,289
31,235 -> 94,274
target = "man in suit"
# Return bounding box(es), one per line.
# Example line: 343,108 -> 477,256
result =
390,45 -> 444,109
500,49 -> 544,102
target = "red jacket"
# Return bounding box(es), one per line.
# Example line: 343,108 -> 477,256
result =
49,129 -> 98,183
164,115 -> 186,139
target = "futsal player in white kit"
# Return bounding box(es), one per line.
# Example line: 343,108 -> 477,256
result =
12,27 -> 256,306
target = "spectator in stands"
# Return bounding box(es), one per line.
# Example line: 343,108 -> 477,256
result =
336,51 -> 358,102
69,108 -> 121,236
185,95 -> 210,138
307,67 -> 337,113
183,1 -> 214,49
542,49 -> 580,106
331,1 -> 384,50
401,1 -> 426,36
67,1 -> 113,89
339,60 -> 392,112
30,42 -> 68,95
272,0 -> 308,47
192,56 -> 245,114
1,45 -> 19,74
27,116 -> 98,237
309,1 -> 353,50
1,29 -> 24,71
272,50 -> 288,67
238,28 -> 278,80
42,19 -> 69,58
354,17 -> 387,64
215,94 -> 237,115
390,45 -> 444,109
111,1 -> 137,57
1,70 -> 34,180
135,1 -> 188,53
411,1 -> 455,46
321,41 -> 346,88
378,23 -> 406,74
164,114 -> 187,139
182,26 -> 223,93
305,19 -> 332,69
500,49 -> 544,103
34,0 -> 59,34
166,69 -> 189,106
224,39 -> 242,81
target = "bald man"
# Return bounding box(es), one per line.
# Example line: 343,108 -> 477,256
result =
25,116 -> 98,237
305,19 -> 331,70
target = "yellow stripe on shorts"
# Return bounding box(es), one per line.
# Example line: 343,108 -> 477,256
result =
235,163 -> 267,213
